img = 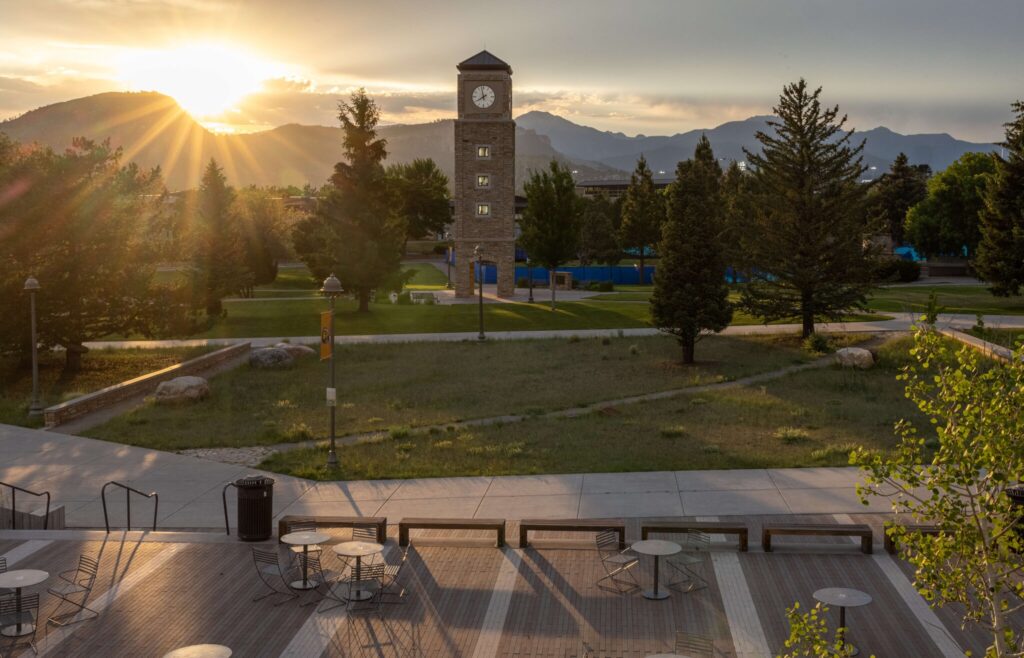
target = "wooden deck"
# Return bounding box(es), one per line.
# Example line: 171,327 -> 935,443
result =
1,513 -> 1019,657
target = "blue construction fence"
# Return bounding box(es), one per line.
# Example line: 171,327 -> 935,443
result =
468,263 -> 752,286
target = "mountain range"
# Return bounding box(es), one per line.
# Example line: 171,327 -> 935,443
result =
0,91 -> 999,191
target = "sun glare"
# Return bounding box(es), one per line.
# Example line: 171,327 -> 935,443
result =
117,43 -> 276,118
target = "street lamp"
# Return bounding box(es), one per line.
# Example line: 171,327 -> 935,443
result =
526,256 -> 534,303
320,274 -> 343,468
474,244 -> 485,341
24,276 -> 43,416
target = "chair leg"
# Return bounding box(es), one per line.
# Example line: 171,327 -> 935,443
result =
47,596 -> 99,626
597,561 -> 640,594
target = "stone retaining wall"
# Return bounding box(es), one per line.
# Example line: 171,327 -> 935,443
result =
43,343 -> 250,427
0,504 -> 65,530
938,327 -> 1015,363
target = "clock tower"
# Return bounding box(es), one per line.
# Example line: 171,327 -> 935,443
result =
453,51 -> 516,298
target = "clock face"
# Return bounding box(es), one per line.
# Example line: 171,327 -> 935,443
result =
472,85 -> 496,109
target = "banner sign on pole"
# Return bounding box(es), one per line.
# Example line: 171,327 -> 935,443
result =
320,311 -> 332,360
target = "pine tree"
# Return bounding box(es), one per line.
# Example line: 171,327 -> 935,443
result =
190,159 -> 251,315
619,155 -> 664,285
975,101 -> 1024,296
292,89 -> 406,311
578,192 -> 621,272
235,186 -> 291,295
740,80 -> 876,338
651,136 -> 733,364
721,160 -> 755,277
871,152 -> 929,245
519,161 -> 583,309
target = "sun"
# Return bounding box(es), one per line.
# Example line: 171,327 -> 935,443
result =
117,43 -> 276,117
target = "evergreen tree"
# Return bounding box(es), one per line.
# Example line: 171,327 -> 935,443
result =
975,101 -> 1024,296
740,79 -> 876,338
386,158 -> 450,242
721,160 -> 755,276
619,155 -> 664,284
0,137 -> 195,370
904,152 -> 994,259
292,89 -> 406,311
578,192 -> 621,273
870,152 -> 929,245
235,186 -> 291,295
190,159 -> 250,315
520,161 -> 583,309
651,136 -> 733,363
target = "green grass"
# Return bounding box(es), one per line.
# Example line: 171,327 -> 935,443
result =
85,333 -> 828,451
404,263 -> 449,290
966,328 -> 1024,349
0,347 -> 213,427
260,335 -> 930,480
867,285 -> 1024,316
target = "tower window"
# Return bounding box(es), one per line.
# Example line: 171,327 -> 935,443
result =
476,174 -> 491,188
476,145 -> 491,159
476,203 -> 491,217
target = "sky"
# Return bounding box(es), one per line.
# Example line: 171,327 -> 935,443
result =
0,0 -> 1021,142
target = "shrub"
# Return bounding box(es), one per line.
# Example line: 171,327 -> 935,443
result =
601,336 -> 611,346
810,442 -> 861,463
568,334 -> 581,343
803,333 -> 833,355
660,426 -> 686,438
628,344 -> 640,356
585,280 -> 614,292
773,426 -> 811,443
432,244 -> 448,255
388,426 -> 411,440
877,258 -> 921,283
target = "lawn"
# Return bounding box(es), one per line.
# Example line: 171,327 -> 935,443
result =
404,263 -> 449,290
0,347 -> 213,427
260,335 -> 931,480
967,327 -> 1024,349
85,333 -> 833,451
867,285 -> 1024,316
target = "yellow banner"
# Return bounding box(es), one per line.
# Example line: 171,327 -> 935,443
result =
320,311 -> 332,360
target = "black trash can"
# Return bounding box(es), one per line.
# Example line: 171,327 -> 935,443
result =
1008,486 -> 1024,548
233,475 -> 274,541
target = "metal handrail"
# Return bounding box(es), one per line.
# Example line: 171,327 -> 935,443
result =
101,481 -> 158,533
222,482 -> 235,535
0,481 -> 51,530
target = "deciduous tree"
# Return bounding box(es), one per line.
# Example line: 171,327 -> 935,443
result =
651,136 -> 733,363
740,79 -> 877,338
853,327 -> 1024,658
904,152 -> 994,259
975,101 -> 1024,297
519,160 -> 582,309
387,158 -> 450,242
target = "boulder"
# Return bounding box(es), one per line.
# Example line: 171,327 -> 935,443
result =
273,342 -> 317,358
835,347 -> 875,369
155,376 -> 210,404
249,347 -> 295,369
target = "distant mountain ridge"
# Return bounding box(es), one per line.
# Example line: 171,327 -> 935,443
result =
515,110 -> 998,178
0,92 -> 998,190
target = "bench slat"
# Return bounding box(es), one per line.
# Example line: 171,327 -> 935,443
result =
762,523 -> 872,554
398,518 -> 506,547
519,519 -> 626,549
277,515 -> 387,544
641,522 -> 748,552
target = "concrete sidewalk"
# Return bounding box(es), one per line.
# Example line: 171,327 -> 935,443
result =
0,423 -> 892,531
82,312 -> 1024,350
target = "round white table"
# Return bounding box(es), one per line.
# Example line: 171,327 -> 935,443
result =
162,644 -> 233,658
813,587 -> 873,656
0,569 -> 48,637
646,654 -> 692,657
281,531 -> 330,590
631,540 -> 681,600
333,540 -> 383,601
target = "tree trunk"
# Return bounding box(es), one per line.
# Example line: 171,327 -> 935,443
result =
801,291 -> 814,338
358,289 -> 370,313
65,342 -> 88,372
550,271 -> 557,311
639,254 -> 645,285
682,335 -> 695,364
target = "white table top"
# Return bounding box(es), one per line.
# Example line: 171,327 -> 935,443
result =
0,569 -> 49,589
162,644 -> 233,658
646,653 -> 692,657
333,541 -> 383,558
280,531 -> 330,546
814,587 -> 873,608
631,539 -> 682,557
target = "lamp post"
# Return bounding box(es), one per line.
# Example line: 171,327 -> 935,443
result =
526,256 -> 534,303
24,276 -> 43,416
474,244 -> 485,341
321,274 -> 343,468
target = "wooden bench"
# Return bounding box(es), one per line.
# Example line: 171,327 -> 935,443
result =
519,519 -> 625,549
277,515 -> 387,544
641,521 -> 748,552
762,523 -> 873,554
884,523 -> 941,554
398,518 -> 505,547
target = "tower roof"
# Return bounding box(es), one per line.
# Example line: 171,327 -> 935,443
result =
457,50 -> 512,74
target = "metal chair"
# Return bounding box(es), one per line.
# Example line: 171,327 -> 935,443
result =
0,592 -> 40,656
674,631 -> 714,658
47,554 -> 99,626
595,529 -> 639,594
0,556 -> 6,573
337,526 -> 382,571
345,563 -> 386,616
295,554 -> 340,608
666,531 -> 710,593
285,521 -> 324,561
381,547 -> 409,604
251,548 -> 298,606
